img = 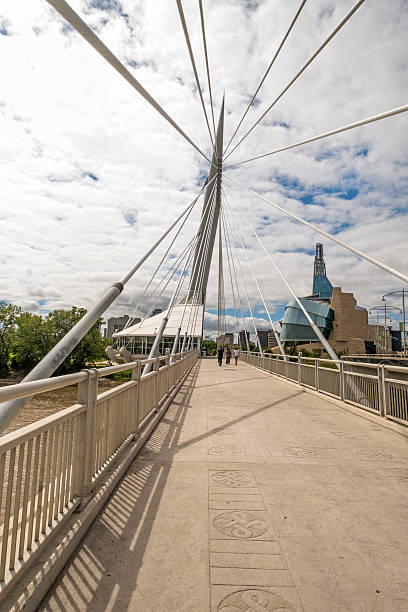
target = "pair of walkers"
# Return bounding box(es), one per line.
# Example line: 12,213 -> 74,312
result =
217,346 -> 239,366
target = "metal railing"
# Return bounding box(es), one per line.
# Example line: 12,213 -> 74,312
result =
241,352 -> 408,425
0,349 -> 197,600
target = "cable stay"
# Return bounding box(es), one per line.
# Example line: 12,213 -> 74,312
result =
223,0 -> 307,156
222,192 -> 286,359
46,0 -> 212,165
199,0 -> 217,150
230,200 -> 340,365
185,188 -> 219,348
220,206 -> 251,350
143,232 -> 198,374
125,177 -> 217,329
220,208 -> 245,349
176,0 -> 215,151
221,200 -> 264,354
110,234 -> 199,361
135,182 -> 218,368
225,175 -> 408,286
134,233 -> 198,328
217,215 -> 226,340
224,0 -> 366,161
227,103 -> 408,167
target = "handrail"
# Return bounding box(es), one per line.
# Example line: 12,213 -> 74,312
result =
0,371 -> 87,402
0,352 -> 187,403
244,351 -> 384,369
384,364 -> 408,373
241,350 -> 408,427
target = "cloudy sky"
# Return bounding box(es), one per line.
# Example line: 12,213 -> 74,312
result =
1,0 -> 407,337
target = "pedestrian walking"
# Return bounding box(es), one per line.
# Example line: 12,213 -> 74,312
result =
217,346 -> 224,366
233,348 -> 239,365
225,347 -> 231,365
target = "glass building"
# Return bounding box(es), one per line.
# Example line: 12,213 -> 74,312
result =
280,298 -> 334,342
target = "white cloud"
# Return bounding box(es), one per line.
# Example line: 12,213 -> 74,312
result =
0,0 -> 407,339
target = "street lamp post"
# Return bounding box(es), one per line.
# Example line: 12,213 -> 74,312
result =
382,290 -> 407,357
368,314 -> 383,355
369,304 -> 401,355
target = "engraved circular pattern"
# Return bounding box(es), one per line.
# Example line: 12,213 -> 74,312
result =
213,511 -> 268,539
210,471 -> 253,488
282,447 -> 319,458
361,451 -> 393,462
313,420 -> 335,427
398,477 -> 408,489
208,445 -> 244,455
329,431 -> 358,440
218,588 -> 294,611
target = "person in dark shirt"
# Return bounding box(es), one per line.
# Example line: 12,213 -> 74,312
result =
225,347 -> 231,365
217,346 -> 224,366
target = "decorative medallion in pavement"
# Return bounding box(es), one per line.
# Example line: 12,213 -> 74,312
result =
210,471 -> 255,488
218,589 -> 294,611
282,447 -> 319,458
360,451 -> 393,462
329,431 -> 358,440
208,445 -> 244,455
312,420 -> 335,427
213,511 -> 268,539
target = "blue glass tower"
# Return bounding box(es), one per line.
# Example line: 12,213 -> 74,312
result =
312,243 -> 332,299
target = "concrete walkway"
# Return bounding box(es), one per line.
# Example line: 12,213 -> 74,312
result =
40,359 -> 408,611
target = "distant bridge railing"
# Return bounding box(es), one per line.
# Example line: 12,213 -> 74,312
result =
241,352 -> 408,426
0,349 -> 197,601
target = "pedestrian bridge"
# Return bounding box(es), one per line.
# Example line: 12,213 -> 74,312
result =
1,354 -> 407,611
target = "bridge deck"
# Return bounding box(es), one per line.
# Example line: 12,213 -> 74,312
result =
40,359 -> 408,612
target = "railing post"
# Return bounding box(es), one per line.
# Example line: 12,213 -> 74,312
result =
285,356 -> 288,379
75,368 -> 98,500
379,364 -> 387,417
132,361 -> 142,430
165,354 -> 171,395
340,361 -> 345,401
315,359 -> 320,392
153,358 -> 160,411
297,352 -> 302,384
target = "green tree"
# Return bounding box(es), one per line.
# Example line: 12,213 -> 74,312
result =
12,307 -> 106,375
0,301 -> 21,377
11,312 -> 48,374
202,339 -> 216,355
46,308 -> 106,374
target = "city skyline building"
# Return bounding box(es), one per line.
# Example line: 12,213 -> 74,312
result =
239,330 -> 250,348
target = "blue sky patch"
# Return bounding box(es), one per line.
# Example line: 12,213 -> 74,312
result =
274,172 -> 360,203
338,187 -> 358,200
355,147 -> 369,157
0,20 -> 11,36
85,172 -> 99,182
124,211 -> 137,226
332,221 -> 351,234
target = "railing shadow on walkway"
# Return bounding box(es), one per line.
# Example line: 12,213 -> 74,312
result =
39,360 -> 201,612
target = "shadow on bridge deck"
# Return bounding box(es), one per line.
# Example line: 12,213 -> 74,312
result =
39,358 -> 408,612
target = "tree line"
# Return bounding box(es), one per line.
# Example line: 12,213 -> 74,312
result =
0,301 -> 107,378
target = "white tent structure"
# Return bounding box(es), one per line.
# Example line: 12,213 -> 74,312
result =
113,304 -> 204,339
112,304 -> 204,357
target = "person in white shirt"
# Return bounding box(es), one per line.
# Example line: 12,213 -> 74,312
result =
233,348 -> 239,365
